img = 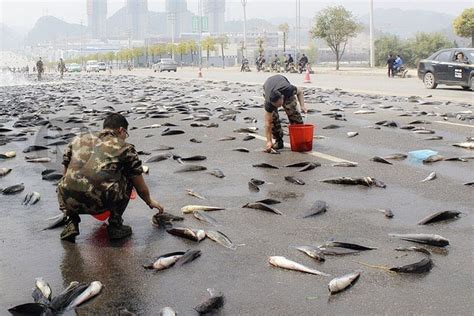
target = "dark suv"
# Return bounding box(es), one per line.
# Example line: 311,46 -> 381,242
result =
418,48 -> 473,90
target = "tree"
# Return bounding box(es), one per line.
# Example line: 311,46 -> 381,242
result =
453,8 -> 474,47
407,32 -> 452,66
374,34 -> 405,67
176,42 -> 189,66
256,37 -> 264,56
216,35 -> 229,68
201,36 -> 216,67
166,43 -> 175,58
310,6 -> 361,70
132,47 -> 143,66
187,40 -> 198,65
105,52 -> 115,66
306,43 -> 318,64
279,23 -> 289,52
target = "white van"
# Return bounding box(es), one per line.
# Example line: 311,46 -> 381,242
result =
86,60 -> 99,72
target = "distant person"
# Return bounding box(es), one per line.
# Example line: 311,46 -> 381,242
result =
262,74 -> 308,151
386,54 -> 395,77
58,58 -> 66,79
393,54 -> 403,73
25,65 -> 29,73
455,52 -> 468,63
241,57 -> 249,72
36,57 -> 44,80
298,54 -> 308,73
109,65 -> 113,75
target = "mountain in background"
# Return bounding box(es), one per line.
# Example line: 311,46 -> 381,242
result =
0,23 -> 22,50
25,15 -> 86,45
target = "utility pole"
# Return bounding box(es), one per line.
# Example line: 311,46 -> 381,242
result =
241,0 -> 247,59
294,0 -> 300,59
80,19 -> 84,67
369,0 -> 375,67
198,0 -> 202,67
169,12 -> 176,59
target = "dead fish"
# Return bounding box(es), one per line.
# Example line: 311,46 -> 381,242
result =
285,162 -> 311,168
174,165 -> 207,173
322,124 -> 342,129
233,147 -> 250,153
243,135 -> 255,141
255,198 -> 280,205
248,181 -> 260,192
268,148 -> 280,155
234,127 -> 258,133
42,173 -> 62,181
194,289 -> 225,315
421,171 -> 436,182
174,249 -> 202,267
143,251 -> 185,270
142,165 -> 150,174
370,156 -> 392,165
423,154 -> 444,164
2,183 -> 25,195
66,281 -> 103,310
26,157 -> 52,163
354,110 -> 376,115
181,205 -> 225,213
146,153 -> 171,163
218,136 -> 236,141
151,212 -> 184,228
0,151 -> 16,159
43,215 -> 68,230
378,209 -> 394,218
464,182 -> 474,186
243,202 -> 282,215
206,230 -> 236,250
159,307 -> 177,316
153,145 -> 175,151
291,245 -> 325,262
390,257 -> 433,274
193,211 -> 218,225
298,162 -> 321,172
208,169 -> 225,178
332,162 -> 358,167
285,176 -> 305,185
190,138 -> 202,143
321,177 -> 386,188
395,247 -> 431,256
186,189 -> 206,200
23,145 -> 49,153
268,256 -> 330,276
253,163 -> 279,169
328,271 -> 361,294
453,142 -> 474,149
0,168 -> 12,177
161,129 -> 185,136
35,277 -> 52,301
166,227 -> 206,242
179,155 -> 207,161
444,157 -> 467,162
347,132 -> 359,138
250,178 -> 265,186
303,200 -> 328,218
324,241 -> 377,251
413,129 -> 435,134
22,192 -> 41,205
418,210 -> 461,225
383,153 -> 407,160
424,136 -> 443,140
142,124 -> 161,129
8,303 -> 47,315
49,282 -> 89,312
389,233 -> 449,247
318,247 -> 361,256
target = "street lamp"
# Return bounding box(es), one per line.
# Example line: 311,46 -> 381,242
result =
241,0 -> 247,58
369,0 -> 375,67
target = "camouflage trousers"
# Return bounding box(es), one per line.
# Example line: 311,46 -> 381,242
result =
272,96 -> 303,140
57,180 -> 133,226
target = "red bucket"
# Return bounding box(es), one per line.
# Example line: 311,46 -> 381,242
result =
92,189 -> 137,221
289,124 -> 314,152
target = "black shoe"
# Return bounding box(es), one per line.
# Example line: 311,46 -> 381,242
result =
108,224 -> 132,240
272,139 -> 284,150
60,220 -> 79,243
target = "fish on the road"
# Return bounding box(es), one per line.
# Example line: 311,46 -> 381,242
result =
321,177 -> 386,188
332,162 -> 358,167
253,163 -> 279,169
328,271 -> 361,294
0,168 -> 12,177
23,145 -> 49,153
243,202 -> 283,215
268,256 -> 330,276
323,241 -> 377,251
166,227 -> 206,242
208,169 -> 225,178
347,132 -> 359,138
66,281 -> 103,310
417,210 -> 461,225
186,189 -> 206,200
421,171 -> 437,182
181,205 -> 225,213
389,233 -> 449,247
146,153 -> 171,163
144,251 -> 185,270
194,289 -> 225,315
23,192 -> 41,205
423,154 -> 444,164
390,257 -> 433,273
174,165 -> 207,173
379,209 -> 394,218
151,212 -> 184,228
453,142 -> 474,149
206,230 -> 237,250
160,307 -> 177,316
2,183 -> 25,195
291,245 -> 325,262
285,176 -> 305,185
303,200 -> 328,218
370,156 -> 392,165
193,211 -> 218,226
298,162 -> 321,172
383,153 -> 407,160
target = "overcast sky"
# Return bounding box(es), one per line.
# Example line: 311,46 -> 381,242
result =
1,0 -> 471,29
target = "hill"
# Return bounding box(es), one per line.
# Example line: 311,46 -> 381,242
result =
25,15 -> 86,45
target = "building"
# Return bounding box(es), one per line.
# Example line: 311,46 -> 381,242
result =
165,0 -> 188,40
126,0 -> 148,40
87,0 -> 107,40
203,0 -> 225,34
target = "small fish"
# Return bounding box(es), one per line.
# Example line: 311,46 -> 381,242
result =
151,212 -> 184,228
332,162 -> 358,167
423,154 -> 444,164
208,169 -> 225,178
464,182 -> 474,186
0,151 -> 16,159
181,205 -> 225,213
321,177 -> 386,188
378,209 -> 394,218
43,215 -> 68,230
395,247 -> 431,256
452,142 -> 474,149
174,165 -> 207,173
218,136 -> 236,141
179,155 -> 207,161
354,110 -> 375,115
233,147 -> 250,153
285,176 -> 305,185
328,271 -> 361,294
0,168 -> 12,177
303,200 -> 328,218
417,210 -> 461,225
322,124 -> 342,129
291,245 -> 325,262
193,211 -> 218,225
324,241 -> 377,251
186,189 -> 206,200
26,157 -> 52,163
248,181 -> 260,192
166,227 -> 206,242
413,129 -> 435,134
443,157 -> 467,162
389,233 -> 449,247
255,198 -> 280,205
347,132 -> 359,138
234,127 -> 258,133
22,192 -> 41,205
23,145 -> 49,153
144,251 -> 184,270
153,145 -> 175,151
35,277 -> 52,301
160,307 -> 177,316
424,136 -> 443,140
243,202 -> 283,215
285,162 -> 311,168
66,281 -> 103,310
268,256 -> 330,276
370,156 -> 392,165
390,257 -> 433,274
253,163 -> 279,169
250,178 -> 265,186
243,135 -> 256,141
206,230 -> 237,250
383,153 -> 407,160
421,171 -> 436,182
298,162 -> 321,172
142,165 -> 150,174
146,153 -> 171,163
161,129 -> 185,136
42,173 -> 62,181
194,289 -> 225,315
2,183 -> 25,195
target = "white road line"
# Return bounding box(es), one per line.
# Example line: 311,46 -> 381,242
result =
249,133 -> 356,163
434,121 -> 474,128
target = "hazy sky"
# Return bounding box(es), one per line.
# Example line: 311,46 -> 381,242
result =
0,0 -> 471,29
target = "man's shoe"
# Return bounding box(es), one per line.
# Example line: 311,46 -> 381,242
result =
60,221 -> 79,243
108,224 -> 132,240
272,139 -> 284,150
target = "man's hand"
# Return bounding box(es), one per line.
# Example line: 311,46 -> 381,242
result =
148,199 -> 164,213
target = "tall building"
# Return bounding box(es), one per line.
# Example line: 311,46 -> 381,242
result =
203,0 -> 226,34
165,0 -> 187,39
127,0 -> 148,40
87,0 -> 107,40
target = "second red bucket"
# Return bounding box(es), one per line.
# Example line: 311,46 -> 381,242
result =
289,124 -> 314,152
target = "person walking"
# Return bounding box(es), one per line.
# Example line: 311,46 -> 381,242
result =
58,58 -> 66,79
36,57 -> 44,81
386,54 -> 395,78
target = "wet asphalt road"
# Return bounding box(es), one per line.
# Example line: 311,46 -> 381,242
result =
0,72 -> 473,315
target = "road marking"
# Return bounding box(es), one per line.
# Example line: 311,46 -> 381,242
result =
434,121 -> 474,128
248,133 -> 356,163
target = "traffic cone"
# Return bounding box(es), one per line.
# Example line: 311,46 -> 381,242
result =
198,67 -> 203,78
304,67 -> 311,83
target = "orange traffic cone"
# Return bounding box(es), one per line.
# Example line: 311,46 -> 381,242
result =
304,67 -> 311,83
198,67 -> 203,78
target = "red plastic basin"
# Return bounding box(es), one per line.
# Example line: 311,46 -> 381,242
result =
289,124 -> 314,152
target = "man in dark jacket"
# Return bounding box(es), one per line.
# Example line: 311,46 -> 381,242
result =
386,54 -> 395,77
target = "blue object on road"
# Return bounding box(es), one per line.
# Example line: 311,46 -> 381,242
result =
408,149 -> 438,161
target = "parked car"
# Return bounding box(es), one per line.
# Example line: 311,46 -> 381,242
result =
153,58 -> 178,72
418,48 -> 474,90
97,62 -> 107,71
67,63 -> 81,73
85,60 -> 99,72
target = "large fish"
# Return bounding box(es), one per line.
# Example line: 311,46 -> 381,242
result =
194,289 -> 225,315
179,155 -> 207,162
181,205 -> 225,213
50,282 -> 89,312
174,165 -> 207,173
328,271 -> 361,294
2,183 -> 25,195
66,281 -> 103,310
166,227 -> 206,242
390,257 -> 433,273
43,214 -> 68,230
389,233 -> 449,247
370,156 -> 392,165
206,230 -> 236,250
0,167 -> 12,177
291,245 -> 325,262
193,211 -> 218,226
151,212 -> 184,228
298,162 -> 320,172
143,251 -> 185,270
23,145 -> 49,153
323,241 -> 377,251
268,256 -> 330,276
243,202 -> 283,215
417,210 -> 461,225
453,142 -> 474,149
303,200 -> 328,218
146,153 -> 171,163
174,249 -> 202,267
8,303 -> 47,315
35,277 -> 52,301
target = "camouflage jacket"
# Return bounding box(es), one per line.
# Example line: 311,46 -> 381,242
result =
59,129 -> 142,196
